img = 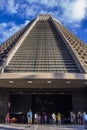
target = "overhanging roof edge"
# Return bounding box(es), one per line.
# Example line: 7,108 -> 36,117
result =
0,73 -> 87,80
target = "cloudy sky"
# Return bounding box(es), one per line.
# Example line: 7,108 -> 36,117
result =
0,0 -> 87,44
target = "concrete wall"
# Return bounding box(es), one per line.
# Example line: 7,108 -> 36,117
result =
72,89 -> 87,112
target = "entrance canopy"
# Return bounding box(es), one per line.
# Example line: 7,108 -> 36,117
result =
0,73 -> 87,89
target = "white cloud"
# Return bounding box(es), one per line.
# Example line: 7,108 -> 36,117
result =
24,0 -> 87,24
59,0 -> 87,23
26,7 -> 37,17
0,23 -> 7,29
6,0 -> 19,14
0,21 -> 28,44
25,0 -> 40,4
26,0 -> 58,7
40,0 -> 58,7
24,20 -> 30,25
39,10 -> 49,14
1,0 -> 87,23
72,0 -> 87,20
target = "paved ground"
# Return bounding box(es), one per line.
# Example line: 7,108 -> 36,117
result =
0,124 -> 85,130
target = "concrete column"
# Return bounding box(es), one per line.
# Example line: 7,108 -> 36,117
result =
0,90 -> 9,122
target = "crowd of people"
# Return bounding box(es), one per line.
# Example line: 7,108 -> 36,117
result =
27,110 -> 62,127
32,112 -> 61,125
70,111 -> 87,124
70,111 -> 87,129
26,110 -> 87,128
5,110 -> 87,128
5,112 -> 17,123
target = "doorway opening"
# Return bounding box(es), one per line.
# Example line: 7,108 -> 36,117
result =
32,94 -> 72,115
32,93 -> 73,124
9,92 -> 72,123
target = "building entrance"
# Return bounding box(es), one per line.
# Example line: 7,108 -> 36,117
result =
9,92 -> 72,123
32,93 -> 72,116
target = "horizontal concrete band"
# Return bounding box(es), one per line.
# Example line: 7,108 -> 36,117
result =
0,72 -> 87,79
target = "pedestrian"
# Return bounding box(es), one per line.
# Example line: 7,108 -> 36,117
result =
70,112 -> 74,124
83,112 -> 87,129
5,112 -> 10,123
48,113 -> 52,124
70,112 -> 76,124
73,113 -> 76,124
38,113 -> 41,124
56,112 -> 61,125
44,113 -> 47,124
77,111 -> 81,124
52,113 -> 56,124
42,112 -> 45,124
34,113 -> 38,124
27,109 -> 32,127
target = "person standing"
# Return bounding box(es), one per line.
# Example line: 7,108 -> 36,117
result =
77,111 -> 81,124
34,113 -> 38,124
27,109 -> 32,127
52,113 -> 56,124
56,112 -> 61,125
44,113 -> 47,124
71,112 -> 76,124
83,112 -> 87,129
38,113 -> 41,124
48,113 -> 52,124
5,112 -> 10,123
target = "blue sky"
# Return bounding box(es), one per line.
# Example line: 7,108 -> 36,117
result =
0,0 -> 87,44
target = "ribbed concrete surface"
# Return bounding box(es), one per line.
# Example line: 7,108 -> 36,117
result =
5,19 -> 80,73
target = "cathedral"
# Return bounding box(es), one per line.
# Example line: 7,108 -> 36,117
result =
0,14 -> 87,122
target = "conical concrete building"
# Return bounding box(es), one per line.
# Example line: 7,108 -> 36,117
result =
0,14 -> 87,122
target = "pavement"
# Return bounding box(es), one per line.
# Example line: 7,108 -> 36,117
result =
0,124 -> 85,130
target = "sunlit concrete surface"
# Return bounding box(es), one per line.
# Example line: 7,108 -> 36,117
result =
0,124 -> 85,130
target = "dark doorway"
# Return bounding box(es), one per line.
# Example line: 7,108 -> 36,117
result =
10,94 -> 31,114
9,93 -> 72,123
9,94 -> 31,123
32,94 -> 72,115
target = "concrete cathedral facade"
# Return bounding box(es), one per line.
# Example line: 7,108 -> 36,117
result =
0,14 -> 87,122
